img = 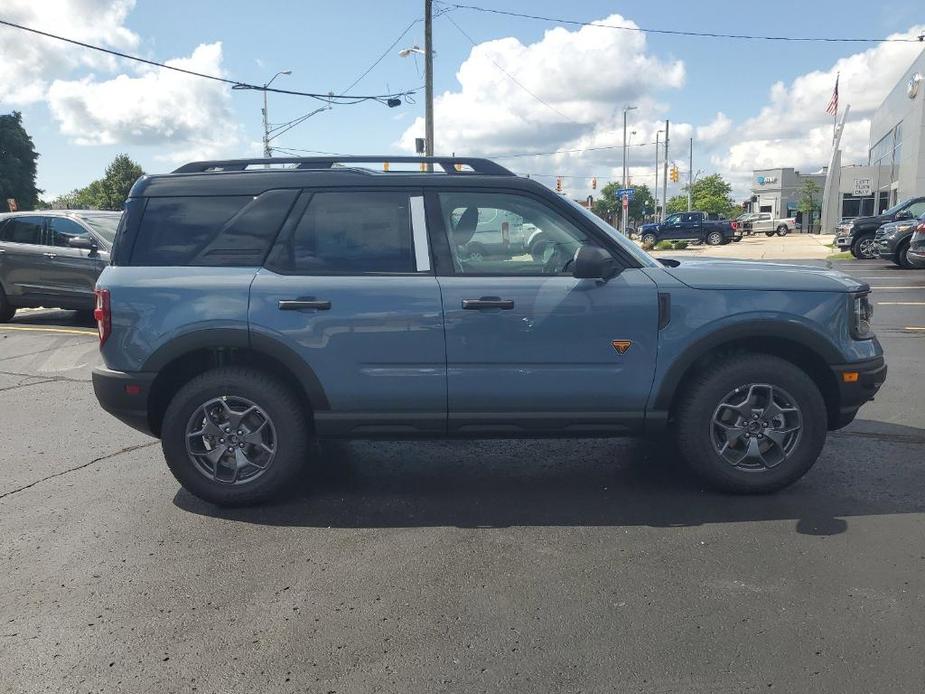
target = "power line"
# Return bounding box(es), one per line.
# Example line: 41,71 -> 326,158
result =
443,12 -> 579,124
342,17 -> 421,95
0,18 -> 416,104
495,140 -> 659,159
436,2 -> 925,43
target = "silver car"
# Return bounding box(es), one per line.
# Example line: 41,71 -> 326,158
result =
0,209 -> 121,321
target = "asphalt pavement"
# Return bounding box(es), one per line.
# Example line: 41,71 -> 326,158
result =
1,259 -> 923,693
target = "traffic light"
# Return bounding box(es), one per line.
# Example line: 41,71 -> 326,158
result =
556,177 -> 562,193
591,177 -> 597,190
670,165 -> 680,183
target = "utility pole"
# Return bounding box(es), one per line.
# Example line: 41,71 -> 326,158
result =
688,137 -> 693,212
424,0 -> 435,167
661,120 -> 669,222
654,130 -> 662,221
261,70 -> 292,159
621,105 -> 636,233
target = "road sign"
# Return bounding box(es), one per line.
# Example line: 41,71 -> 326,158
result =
622,195 -> 629,210
854,178 -> 872,196
615,188 -> 635,200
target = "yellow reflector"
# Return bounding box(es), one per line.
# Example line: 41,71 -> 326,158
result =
383,162 -> 390,171
842,371 -> 859,383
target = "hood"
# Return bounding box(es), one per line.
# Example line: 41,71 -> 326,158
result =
660,258 -> 868,292
640,222 -> 660,231
879,219 -> 917,234
852,213 -> 890,228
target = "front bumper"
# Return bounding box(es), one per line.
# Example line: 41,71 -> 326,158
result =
829,356 -> 887,429
835,234 -> 853,250
92,366 -> 157,437
875,235 -> 899,259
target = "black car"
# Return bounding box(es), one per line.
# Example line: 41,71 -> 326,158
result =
835,197 -> 925,259
0,210 -> 121,322
875,213 -> 924,268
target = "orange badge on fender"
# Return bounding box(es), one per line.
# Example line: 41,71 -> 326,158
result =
611,340 -> 632,354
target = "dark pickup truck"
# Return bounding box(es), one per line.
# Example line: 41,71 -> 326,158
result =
639,211 -> 740,247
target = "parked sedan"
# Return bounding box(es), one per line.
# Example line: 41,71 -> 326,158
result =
0,210 -> 121,322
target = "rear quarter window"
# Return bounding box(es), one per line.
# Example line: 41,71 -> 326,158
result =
130,190 -> 298,266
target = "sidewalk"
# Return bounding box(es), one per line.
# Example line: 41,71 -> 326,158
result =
644,233 -> 836,261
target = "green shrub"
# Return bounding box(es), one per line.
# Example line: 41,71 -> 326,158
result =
673,240 -> 689,249
654,240 -> 673,250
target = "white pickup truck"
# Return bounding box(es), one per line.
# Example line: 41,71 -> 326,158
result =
750,212 -> 797,236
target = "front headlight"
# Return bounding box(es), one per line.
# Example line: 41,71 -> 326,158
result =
851,293 -> 874,340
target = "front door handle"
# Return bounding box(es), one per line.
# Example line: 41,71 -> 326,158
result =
462,297 -> 515,310
43,252 -> 57,259
278,298 -> 331,311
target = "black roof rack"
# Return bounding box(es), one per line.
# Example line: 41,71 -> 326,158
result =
172,156 -> 514,176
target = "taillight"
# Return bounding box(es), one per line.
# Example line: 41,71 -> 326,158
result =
917,221 -> 925,232
731,221 -> 738,230
94,288 -> 111,346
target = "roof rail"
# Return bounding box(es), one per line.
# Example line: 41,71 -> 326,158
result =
172,156 -> 514,176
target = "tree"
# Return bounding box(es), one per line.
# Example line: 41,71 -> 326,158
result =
666,173 -> 738,217
98,154 -> 144,210
48,154 -> 144,210
797,179 -> 822,233
0,111 -> 40,211
593,183 -> 656,225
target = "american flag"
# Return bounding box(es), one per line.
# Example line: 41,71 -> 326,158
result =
825,74 -> 839,116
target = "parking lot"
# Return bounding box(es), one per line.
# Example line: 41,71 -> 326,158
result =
1,258 -> 923,692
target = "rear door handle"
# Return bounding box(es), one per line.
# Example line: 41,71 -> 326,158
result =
278,298 -> 331,311
462,297 -> 515,310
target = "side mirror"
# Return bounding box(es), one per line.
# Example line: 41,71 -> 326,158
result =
572,245 -> 619,281
68,236 -> 98,254
896,210 -> 913,220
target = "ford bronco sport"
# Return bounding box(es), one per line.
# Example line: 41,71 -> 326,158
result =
92,156 -> 886,505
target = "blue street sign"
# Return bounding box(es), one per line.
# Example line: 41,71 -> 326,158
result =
615,188 -> 635,200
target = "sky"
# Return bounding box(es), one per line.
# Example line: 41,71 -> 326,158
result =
2,0 -> 924,203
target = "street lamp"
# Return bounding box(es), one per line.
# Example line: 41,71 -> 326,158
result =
400,36 -> 435,164
399,45 -> 426,57
262,70 -> 292,158
621,105 -> 637,233
653,131 -> 660,193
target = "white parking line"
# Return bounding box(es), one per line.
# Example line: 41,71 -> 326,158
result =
904,327 -> 925,331
871,286 -> 925,290
877,302 -> 925,306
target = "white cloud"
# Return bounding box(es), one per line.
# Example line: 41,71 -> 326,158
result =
399,14 -> 684,162
696,113 -> 731,142
0,0 -> 139,105
46,42 -> 242,159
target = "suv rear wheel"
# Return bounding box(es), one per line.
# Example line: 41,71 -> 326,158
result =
674,354 -> 827,493
161,366 -> 310,506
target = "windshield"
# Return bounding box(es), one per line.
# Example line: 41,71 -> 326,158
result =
78,213 -> 122,244
882,200 -> 914,217
562,198 -> 660,268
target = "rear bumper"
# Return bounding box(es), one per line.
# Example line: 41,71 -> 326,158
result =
908,248 -> 925,268
92,366 -> 157,437
829,356 -> 887,429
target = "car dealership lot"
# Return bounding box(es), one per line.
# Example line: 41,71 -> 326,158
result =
1,260 -> 923,693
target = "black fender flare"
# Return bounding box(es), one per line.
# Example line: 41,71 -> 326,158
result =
651,319 -> 842,411
142,327 -> 330,410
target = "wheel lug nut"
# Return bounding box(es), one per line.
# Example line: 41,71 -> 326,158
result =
237,430 -> 243,435
219,438 -> 224,443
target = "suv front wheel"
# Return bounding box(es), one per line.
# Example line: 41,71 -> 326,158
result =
674,354 -> 827,493
161,366 -> 310,505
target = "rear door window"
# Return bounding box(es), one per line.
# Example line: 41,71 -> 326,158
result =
130,190 -> 298,266
268,191 -> 414,274
0,216 -> 45,245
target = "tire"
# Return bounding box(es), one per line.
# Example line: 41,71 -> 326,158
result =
896,238 -> 913,269
776,225 -> 789,236
0,287 -> 15,323
706,231 -> 724,246
161,366 -> 310,506
674,353 -> 827,494
851,234 -> 876,259
641,233 -> 657,247
765,230 -> 775,237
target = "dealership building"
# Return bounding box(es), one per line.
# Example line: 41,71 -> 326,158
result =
749,49 -> 924,225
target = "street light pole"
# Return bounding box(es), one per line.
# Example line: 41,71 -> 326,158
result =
261,70 -> 292,158
661,119 -> 669,222
424,0 -> 434,164
688,137 -> 693,212
654,129 -> 663,221
621,105 -> 637,233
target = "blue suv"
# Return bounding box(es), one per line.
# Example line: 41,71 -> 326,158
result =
92,157 -> 886,505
